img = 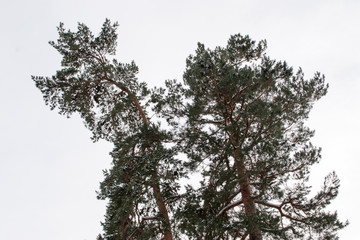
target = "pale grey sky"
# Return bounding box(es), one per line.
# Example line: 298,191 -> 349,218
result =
1,0 -> 359,239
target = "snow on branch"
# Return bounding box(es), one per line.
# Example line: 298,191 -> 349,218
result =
216,199 -> 243,217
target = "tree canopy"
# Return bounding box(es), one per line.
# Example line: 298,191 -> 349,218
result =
33,19 -> 347,240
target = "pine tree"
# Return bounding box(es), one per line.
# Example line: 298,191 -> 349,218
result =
169,35 -> 347,239
32,20 -> 179,239
33,20 -> 347,239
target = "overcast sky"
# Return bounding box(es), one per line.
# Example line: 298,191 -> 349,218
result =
1,0 -> 359,239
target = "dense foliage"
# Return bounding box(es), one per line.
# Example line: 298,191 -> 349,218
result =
33,20 -> 347,240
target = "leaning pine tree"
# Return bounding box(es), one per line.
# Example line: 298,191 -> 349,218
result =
33,20 -> 347,239
32,20 -> 181,239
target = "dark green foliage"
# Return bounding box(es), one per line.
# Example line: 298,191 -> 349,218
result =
33,20 -> 347,239
169,33 -> 347,239
96,125 -> 182,239
33,19 -> 148,142
33,20 -> 179,240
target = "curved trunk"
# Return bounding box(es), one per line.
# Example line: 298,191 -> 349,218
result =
109,79 -> 172,239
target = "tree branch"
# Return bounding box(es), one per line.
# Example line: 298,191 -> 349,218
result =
216,199 -> 243,217
255,200 -> 307,224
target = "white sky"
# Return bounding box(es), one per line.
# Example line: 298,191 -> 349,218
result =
0,0 -> 359,239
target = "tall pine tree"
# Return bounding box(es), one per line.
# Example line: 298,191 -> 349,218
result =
32,20 -> 180,239
33,20 -> 347,239
172,35 -> 346,239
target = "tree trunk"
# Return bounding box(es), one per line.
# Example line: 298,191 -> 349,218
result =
233,145 -> 263,240
116,80 -> 172,239
151,172 -> 173,240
